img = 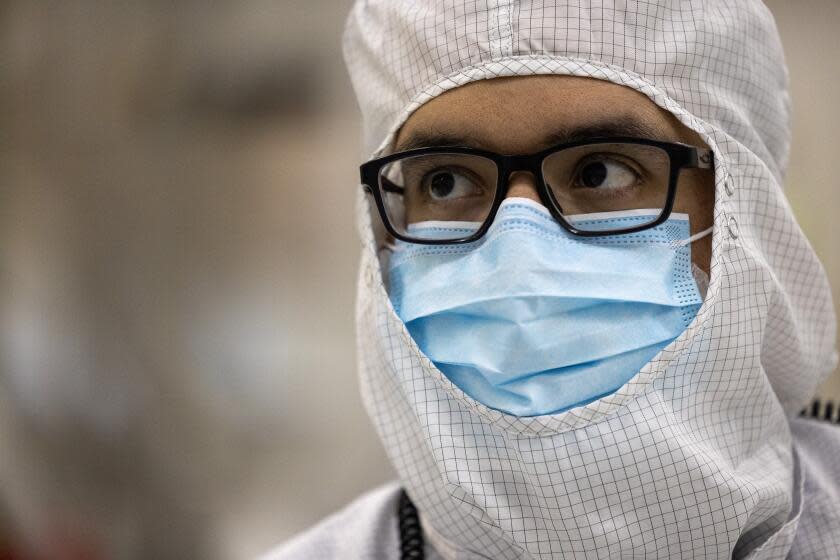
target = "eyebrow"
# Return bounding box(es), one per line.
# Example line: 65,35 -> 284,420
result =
394,117 -> 669,153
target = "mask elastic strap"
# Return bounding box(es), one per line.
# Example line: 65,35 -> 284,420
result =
669,226 -> 713,249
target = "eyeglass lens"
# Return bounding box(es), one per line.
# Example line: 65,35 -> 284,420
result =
378,143 -> 672,241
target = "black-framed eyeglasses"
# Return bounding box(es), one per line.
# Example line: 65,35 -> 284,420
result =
360,137 -> 714,244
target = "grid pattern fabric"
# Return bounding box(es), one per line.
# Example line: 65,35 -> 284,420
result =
344,1 -> 839,558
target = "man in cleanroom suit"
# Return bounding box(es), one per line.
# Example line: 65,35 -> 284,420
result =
265,1 -> 840,558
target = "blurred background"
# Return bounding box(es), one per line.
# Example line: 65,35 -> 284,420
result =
0,1 -> 837,559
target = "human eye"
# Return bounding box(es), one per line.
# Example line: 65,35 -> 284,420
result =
572,154 -> 641,191
419,166 -> 485,201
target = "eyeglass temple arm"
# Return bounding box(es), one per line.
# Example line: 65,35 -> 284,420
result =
362,175 -> 404,195
691,147 -> 714,170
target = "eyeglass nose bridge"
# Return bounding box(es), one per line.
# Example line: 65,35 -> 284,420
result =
496,153 -> 561,211
498,153 -> 544,177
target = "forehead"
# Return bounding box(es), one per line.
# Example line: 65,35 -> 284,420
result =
395,75 -> 695,154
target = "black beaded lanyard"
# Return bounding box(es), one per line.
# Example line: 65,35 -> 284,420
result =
800,398 -> 840,423
398,489 -> 424,559
396,399 -> 839,560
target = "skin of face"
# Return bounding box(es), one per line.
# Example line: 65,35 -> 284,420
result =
392,75 -> 715,275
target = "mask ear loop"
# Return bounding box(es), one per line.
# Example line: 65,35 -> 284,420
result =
669,225 -> 713,250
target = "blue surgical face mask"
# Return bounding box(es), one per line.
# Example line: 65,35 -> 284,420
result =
386,198 -> 710,417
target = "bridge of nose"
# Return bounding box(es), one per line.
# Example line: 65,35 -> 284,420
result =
505,170 -> 543,203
